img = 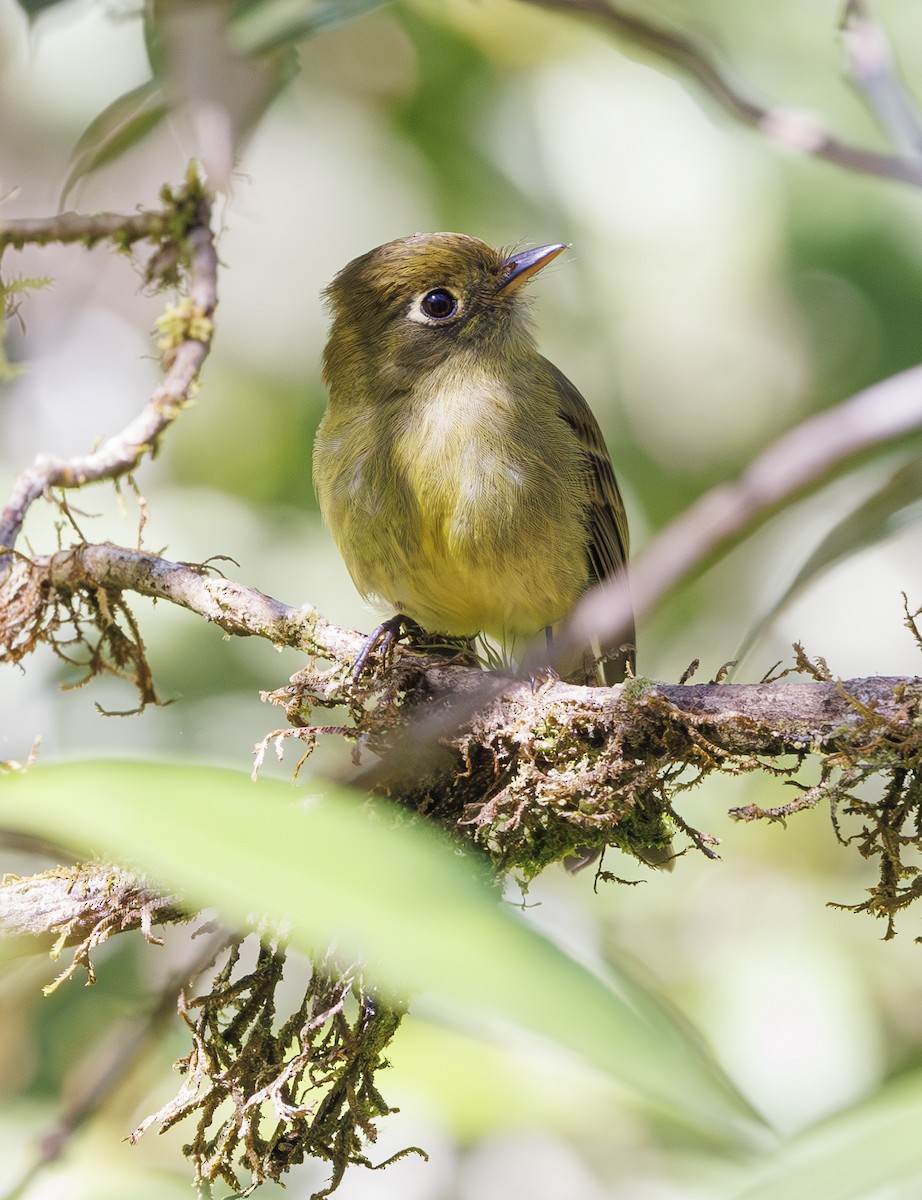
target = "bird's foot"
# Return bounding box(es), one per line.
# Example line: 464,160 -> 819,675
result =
351,614 -> 422,681
528,665 -> 560,693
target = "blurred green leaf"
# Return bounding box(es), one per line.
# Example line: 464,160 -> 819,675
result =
784,458 -> 922,596
0,275 -> 51,381
0,759 -> 766,1146
61,80 -> 168,205
14,0 -> 71,13
734,1071 -> 922,1200
143,0 -> 168,79
741,457 -> 922,662
229,0 -> 395,55
60,0 -> 379,191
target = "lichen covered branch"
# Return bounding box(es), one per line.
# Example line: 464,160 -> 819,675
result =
271,642 -> 922,880
6,539 -> 922,1194
0,863 -> 187,988
0,864 -> 416,1197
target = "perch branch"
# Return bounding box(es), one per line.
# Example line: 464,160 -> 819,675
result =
1,541 -> 918,750
523,0 -> 922,185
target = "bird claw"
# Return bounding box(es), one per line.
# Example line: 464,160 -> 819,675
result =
529,665 -> 560,693
351,614 -> 417,681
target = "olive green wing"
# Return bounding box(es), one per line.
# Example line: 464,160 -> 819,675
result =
546,359 -> 635,683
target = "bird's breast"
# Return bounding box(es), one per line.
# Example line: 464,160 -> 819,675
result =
395,370 -> 524,539
317,362 -> 590,640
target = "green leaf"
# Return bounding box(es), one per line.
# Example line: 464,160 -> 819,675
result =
0,275 -> 52,381
733,1071 -> 922,1200
739,457 -> 922,664
229,0 -> 395,56
0,759 -> 766,1146
143,1 -> 300,181
14,0 -> 71,14
786,458 -> 922,595
61,80 -> 169,205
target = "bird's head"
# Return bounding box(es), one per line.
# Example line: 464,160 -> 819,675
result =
322,232 -> 567,394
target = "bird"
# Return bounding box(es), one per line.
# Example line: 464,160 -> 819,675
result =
313,232 -> 634,685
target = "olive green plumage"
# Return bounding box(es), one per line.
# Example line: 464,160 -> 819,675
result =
314,232 -> 634,683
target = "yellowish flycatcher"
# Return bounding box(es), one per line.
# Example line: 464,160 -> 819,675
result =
314,233 -> 633,683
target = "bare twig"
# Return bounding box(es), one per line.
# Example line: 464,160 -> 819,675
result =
841,0 -> 922,160
523,0 -> 922,186
554,363 -> 922,675
0,179 -> 217,555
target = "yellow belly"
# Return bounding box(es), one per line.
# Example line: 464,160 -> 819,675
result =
316,364 -> 590,642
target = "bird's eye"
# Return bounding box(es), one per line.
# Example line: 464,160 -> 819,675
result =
421,289 -> 457,319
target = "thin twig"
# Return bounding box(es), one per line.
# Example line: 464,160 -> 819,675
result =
523,0 -> 922,186
841,0 -> 922,160
0,211 -> 168,253
0,185 -> 217,555
1,542 -> 338,651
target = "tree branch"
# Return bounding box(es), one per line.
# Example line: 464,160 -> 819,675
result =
523,0 -> 922,186
0,175 -> 217,556
553,362 -> 922,674
841,0 -> 922,160
4,538 -> 921,869
0,863 -> 187,986
2,539 -> 914,740
0,210 -> 172,253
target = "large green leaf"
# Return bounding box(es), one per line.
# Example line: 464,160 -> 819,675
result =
0,759 -> 766,1146
734,1071 -> 922,1200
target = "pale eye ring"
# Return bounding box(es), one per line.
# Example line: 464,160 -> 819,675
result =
420,289 -> 457,319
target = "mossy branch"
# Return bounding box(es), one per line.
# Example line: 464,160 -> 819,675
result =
4,540 -> 922,885
0,863 -> 186,988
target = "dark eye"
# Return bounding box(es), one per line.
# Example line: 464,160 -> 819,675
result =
421,289 -> 457,319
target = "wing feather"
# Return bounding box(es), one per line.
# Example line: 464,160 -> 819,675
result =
546,359 -> 635,682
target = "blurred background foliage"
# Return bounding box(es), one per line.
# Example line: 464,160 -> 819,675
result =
4,0 -> 922,1197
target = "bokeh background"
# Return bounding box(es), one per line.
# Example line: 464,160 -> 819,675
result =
3,0 -> 922,1196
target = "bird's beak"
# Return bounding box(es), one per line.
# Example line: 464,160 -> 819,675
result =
497,243 -> 568,292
